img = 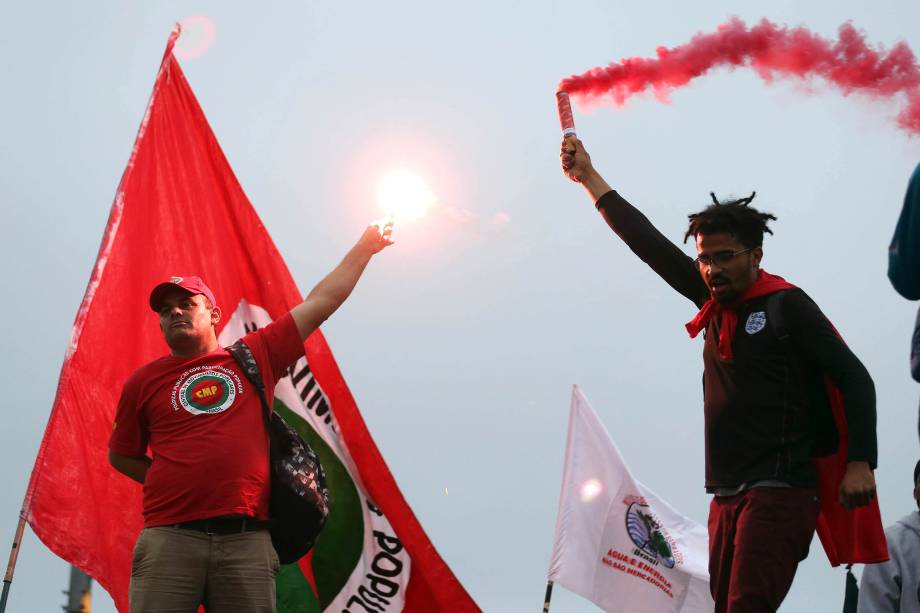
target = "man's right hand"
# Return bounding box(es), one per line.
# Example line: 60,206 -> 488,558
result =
560,137 -> 613,202
560,137 -> 593,183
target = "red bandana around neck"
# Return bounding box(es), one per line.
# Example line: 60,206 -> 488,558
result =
685,269 -> 796,361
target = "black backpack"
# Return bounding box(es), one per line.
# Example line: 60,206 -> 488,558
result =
227,339 -> 330,564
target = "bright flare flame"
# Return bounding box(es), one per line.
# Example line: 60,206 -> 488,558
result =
579,479 -> 603,503
377,170 -> 436,224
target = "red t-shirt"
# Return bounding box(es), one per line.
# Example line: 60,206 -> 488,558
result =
109,313 -> 303,527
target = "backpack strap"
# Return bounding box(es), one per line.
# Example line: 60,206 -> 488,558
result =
767,290 -> 791,344
226,339 -> 272,425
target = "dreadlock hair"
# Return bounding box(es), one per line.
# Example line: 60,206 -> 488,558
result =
683,191 -> 777,248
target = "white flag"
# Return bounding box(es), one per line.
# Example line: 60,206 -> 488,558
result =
547,386 -> 714,612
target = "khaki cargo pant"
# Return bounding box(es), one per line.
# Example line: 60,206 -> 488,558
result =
129,526 -> 280,613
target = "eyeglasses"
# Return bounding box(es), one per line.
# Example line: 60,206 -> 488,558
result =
695,247 -> 754,268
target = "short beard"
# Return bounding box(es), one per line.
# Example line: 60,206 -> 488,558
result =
165,327 -> 201,349
711,287 -> 741,305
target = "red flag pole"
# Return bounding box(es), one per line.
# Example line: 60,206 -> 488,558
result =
0,515 -> 27,613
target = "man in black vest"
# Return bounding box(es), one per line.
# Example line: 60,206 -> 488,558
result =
561,137 -> 878,612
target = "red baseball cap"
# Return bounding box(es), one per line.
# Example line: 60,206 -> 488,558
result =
149,276 -> 217,311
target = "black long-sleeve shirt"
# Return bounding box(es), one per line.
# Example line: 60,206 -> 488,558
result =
595,190 -> 877,489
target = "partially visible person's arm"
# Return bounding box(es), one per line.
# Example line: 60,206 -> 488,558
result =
109,376 -> 150,484
785,290 -> 878,509
291,223 -> 392,341
560,137 -> 708,307
108,451 -> 151,484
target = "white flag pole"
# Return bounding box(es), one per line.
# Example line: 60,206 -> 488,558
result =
542,579 -> 554,612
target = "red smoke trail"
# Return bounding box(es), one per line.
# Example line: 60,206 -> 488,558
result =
560,18 -> 920,135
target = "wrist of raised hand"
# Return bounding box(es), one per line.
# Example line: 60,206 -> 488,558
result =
580,169 -> 613,202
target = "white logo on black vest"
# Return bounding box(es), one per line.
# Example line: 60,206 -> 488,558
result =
171,365 -> 243,415
745,311 -> 767,335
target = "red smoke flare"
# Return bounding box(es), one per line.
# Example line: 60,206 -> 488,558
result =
560,18 -> 920,135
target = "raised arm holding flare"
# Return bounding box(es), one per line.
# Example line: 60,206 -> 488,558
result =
561,137 -> 881,612
108,222 -> 391,612
291,222 -> 393,341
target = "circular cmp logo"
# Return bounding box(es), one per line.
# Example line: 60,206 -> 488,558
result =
624,496 -> 677,568
177,370 -> 237,415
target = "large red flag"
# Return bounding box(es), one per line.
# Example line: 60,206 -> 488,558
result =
24,29 -> 479,613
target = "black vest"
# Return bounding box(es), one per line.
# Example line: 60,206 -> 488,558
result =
702,290 -> 836,490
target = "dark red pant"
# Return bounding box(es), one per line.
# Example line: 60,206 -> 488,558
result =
708,487 -> 820,613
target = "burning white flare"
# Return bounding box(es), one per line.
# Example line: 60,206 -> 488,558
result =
377,169 -> 436,224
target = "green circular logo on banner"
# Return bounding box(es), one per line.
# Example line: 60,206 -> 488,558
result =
178,370 -> 236,415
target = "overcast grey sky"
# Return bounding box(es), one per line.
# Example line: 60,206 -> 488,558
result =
2,2 -> 919,611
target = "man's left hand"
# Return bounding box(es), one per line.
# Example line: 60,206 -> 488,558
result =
360,221 -> 394,254
838,461 -> 876,510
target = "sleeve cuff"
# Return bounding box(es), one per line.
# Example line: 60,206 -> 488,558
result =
594,189 -> 619,210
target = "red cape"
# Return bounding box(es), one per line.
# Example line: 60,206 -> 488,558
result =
815,382 -> 889,566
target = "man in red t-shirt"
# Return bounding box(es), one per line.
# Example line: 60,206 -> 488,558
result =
109,223 -> 392,613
